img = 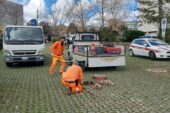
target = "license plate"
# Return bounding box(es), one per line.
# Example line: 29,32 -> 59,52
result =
22,57 -> 28,60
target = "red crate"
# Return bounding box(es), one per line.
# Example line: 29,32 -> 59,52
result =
93,76 -> 107,82
104,47 -> 121,54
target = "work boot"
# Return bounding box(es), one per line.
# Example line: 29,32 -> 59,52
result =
75,87 -> 79,96
67,87 -> 72,96
49,70 -> 54,75
48,72 -> 53,76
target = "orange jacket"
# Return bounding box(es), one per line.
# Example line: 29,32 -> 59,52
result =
50,41 -> 64,56
62,64 -> 83,81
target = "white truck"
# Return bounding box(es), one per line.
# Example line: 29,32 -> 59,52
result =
3,25 -> 45,67
68,32 -> 126,69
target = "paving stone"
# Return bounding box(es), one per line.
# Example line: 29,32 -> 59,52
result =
1,44 -> 170,112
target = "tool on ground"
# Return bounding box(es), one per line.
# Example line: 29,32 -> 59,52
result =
93,83 -> 102,90
92,74 -> 115,88
92,74 -> 107,82
82,80 -> 94,85
83,87 -> 95,96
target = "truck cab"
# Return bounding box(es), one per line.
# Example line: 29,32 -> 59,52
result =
68,32 -> 100,53
3,26 -> 45,67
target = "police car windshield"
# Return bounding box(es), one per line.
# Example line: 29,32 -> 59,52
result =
148,40 -> 167,46
4,27 -> 43,44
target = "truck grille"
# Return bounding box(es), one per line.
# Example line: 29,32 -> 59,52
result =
12,50 -> 36,56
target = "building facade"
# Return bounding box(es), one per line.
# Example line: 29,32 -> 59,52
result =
125,21 -> 144,31
0,0 -> 23,25
138,23 -> 159,37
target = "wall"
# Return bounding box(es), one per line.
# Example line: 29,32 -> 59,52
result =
0,0 -> 23,25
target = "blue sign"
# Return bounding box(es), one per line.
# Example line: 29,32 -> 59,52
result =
161,18 -> 167,30
30,19 -> 37,26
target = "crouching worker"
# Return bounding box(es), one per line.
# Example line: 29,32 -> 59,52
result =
61,61 -> 83,95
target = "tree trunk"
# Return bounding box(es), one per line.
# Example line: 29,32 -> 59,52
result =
101,0 -> 104,29
158,0 -> 163,38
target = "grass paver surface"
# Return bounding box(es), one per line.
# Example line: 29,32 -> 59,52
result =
0,43 -> 170,113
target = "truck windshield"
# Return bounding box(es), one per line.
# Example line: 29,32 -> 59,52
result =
81,35 -> 95,41
4,27 -> 44,45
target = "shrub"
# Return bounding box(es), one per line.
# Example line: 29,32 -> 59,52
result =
124,30 -> 145,42
165,28 -> 170,43
51,36 -> 60,42
98,27 -> 119,42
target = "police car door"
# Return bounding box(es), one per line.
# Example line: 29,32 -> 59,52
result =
132,40 -> 143,55
139,40 -> 149,56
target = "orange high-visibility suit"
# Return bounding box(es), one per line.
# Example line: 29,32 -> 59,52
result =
49,41 -> 66,75
61,64 -> 83,94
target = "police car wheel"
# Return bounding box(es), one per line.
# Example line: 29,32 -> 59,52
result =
129,49 -> 134,57
149,51 -> 156,61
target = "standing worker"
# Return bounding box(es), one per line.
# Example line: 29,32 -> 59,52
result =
49,37 -> 66,75
61,61 -> 83,95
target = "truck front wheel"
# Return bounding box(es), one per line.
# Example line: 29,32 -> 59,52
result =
6,62 -> 13,67
37,61 -> 44,65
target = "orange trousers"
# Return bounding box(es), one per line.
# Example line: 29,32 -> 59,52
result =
49,55 -> 66,75
61,79 -> 83,94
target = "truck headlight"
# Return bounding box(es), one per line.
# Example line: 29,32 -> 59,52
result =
38,49 -> 44,55
4,50 -> 11,56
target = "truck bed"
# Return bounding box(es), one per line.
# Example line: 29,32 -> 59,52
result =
73,52 -> 124,57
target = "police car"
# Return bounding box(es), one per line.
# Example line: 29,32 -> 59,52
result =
129,38 -> 170,60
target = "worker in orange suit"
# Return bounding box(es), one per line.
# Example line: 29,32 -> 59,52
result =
49,37 -> 66,75
61,61 -> 83,94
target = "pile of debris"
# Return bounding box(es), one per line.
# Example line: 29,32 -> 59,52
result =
82,74 -> 114,90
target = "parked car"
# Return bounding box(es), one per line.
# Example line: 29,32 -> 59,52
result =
129,38 -> 170,60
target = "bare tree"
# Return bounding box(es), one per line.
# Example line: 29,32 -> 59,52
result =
107,0 -> 129,35
108,0 -> 129,19
49,1 -> 74,36
94,0 -> 129,29
70,1 -> 93,32
94,0 -> 108,29
50,1 -> 74,26
67,23 -> 77,33
37,0 -> 48,23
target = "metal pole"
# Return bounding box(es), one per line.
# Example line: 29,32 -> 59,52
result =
164,11 -> 165,18
37,9 -> 38,24
163,11 -> 165,42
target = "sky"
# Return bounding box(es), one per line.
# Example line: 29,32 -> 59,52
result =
15,0 -> 137,24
